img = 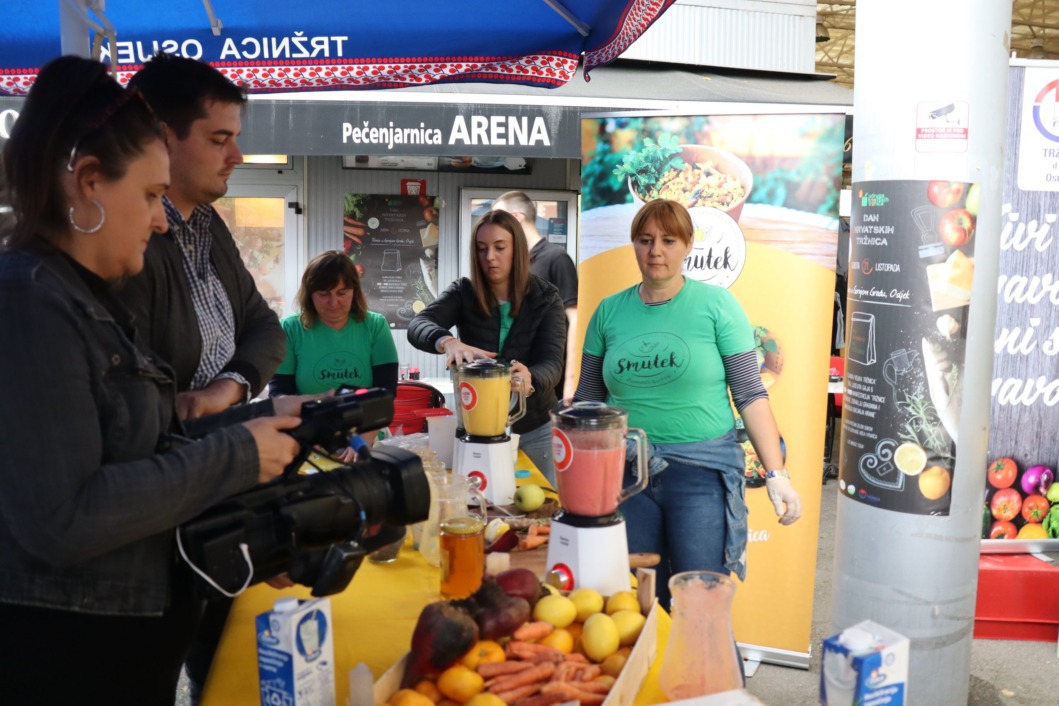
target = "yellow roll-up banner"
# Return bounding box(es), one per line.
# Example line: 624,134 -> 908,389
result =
578,113 -> 845,660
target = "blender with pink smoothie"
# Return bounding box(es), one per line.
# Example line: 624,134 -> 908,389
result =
544,401 -> 648,595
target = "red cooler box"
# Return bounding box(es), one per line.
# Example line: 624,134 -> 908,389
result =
974,554 -> 1059,642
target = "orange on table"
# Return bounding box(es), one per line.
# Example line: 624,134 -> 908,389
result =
459,640 -> 506,670
414,679 -> 443,703
437,664 -> 484,703
463,695 -> 506,706
388,689 -> 435,706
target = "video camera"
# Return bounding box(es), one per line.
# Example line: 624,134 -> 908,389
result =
178,388 -> 430,597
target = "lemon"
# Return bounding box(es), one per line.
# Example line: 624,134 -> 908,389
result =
532,594 -> 578,628
581,612 -> 621,662
605,590 -> 640,615
484,518 -> 510,544
538,627 -> 574,653
412,300 -> 426,313
541,582 -> 561,597
894,442 -> 927,476
569,587 -> 605,622
609,609 -> 646,646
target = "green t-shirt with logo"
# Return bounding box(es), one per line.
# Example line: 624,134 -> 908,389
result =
583,279 -> 755,444
276,312 -> 399,394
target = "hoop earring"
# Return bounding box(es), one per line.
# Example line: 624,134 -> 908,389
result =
69,199 -> 106,234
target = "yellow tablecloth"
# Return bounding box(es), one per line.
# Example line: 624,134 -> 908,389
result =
201,451 -> 676,705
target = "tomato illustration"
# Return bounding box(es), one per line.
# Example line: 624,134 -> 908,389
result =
986,457 -> 1017,489
1021,494 -> 1050,523
989,520 -> 1018,539
990,488 -> 1022,521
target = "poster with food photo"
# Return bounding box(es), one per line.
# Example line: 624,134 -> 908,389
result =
343,193 -> 439,329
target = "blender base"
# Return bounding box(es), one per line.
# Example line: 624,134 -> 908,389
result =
454,435 -> 516,506
545,513 -> 632,596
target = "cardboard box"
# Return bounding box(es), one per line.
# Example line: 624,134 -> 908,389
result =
374,592 -> 658,706
257,596 -> 336,706
820,620 -> 908,706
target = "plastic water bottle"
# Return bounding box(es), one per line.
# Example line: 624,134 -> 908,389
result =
348,662 -> 373,706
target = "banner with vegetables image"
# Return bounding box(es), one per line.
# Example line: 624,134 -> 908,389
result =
983,65 -> 1059,548
343,193 -> 440,329
577,113 -> 844,660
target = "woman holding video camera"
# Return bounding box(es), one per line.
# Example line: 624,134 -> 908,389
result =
407,209 -> 566,483
0,57 -> 302,704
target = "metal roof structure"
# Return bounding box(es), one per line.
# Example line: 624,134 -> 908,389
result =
815,0 -> 1055,88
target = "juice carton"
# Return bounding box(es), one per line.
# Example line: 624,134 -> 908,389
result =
820,620 -> 908,706
257,596 -> 335,706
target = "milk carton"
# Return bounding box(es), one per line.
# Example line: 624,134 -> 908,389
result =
820,620 -> 908,706
257,596 -> 335,706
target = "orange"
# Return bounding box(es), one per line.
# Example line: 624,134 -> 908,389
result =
464,695 -> 507,706
460,640 -> 505,670
1017,523 -> 1048,539
538,627 -> 575,654
600,651 -> 628,677
437,664 -> 484,703
414,679 -> 443,703
918,465 -> 952,500
389,689 -> 435,706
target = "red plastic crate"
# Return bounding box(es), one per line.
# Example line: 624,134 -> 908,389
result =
974,554 -> 1059,642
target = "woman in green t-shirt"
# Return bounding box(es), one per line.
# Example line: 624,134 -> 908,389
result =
575,199 -> 801,608
269,250 -> 399,451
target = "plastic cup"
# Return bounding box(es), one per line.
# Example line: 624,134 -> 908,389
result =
425,411 -> 457,468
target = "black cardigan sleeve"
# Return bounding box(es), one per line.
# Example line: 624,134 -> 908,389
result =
407,279 -> 465,353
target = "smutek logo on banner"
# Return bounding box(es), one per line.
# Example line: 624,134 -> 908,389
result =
682,207 -> 746,289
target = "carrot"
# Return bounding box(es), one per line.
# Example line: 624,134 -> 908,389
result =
575,664 -> 602,682
478,661 -> 533,678
488,662 -> 555,693
512,621 -> 554,642
540,682 -> 607,705
518,535 -> 548,551
527,523 -> 550,536
509,693 -> 566,706
565,679 -> 610,694
506,641 -> 562,659
492,683 -> 541,704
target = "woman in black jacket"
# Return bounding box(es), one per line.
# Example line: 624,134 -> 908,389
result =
408,209 -> 566,483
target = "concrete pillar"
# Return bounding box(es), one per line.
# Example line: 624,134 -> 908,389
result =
832,1 -> 1011,704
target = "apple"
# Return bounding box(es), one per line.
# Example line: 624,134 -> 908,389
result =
514,484 -> 546,513
938,208 -> 975,247
927,181 -> 965,208
965,183 -> 980,217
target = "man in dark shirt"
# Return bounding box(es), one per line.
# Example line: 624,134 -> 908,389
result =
121,53 -> 284,420
493,191 -> 578,400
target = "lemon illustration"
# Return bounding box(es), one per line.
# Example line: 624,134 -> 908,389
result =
894,442 -> 927,476
412,300 -> 425,313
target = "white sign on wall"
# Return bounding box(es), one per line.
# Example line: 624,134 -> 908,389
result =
1017,67 -> 1059,192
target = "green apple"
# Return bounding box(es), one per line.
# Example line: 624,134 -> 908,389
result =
965,183 -> 980,217
514,484 -> 546,513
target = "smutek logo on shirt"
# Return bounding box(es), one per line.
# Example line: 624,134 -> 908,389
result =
610,333 -> 690,387
313,353 -> 364,384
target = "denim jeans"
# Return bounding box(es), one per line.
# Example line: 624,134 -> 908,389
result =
517,421 -> 555,487
620,457 -> 728,611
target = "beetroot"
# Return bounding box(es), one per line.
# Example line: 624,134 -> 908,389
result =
468,577 -> 532,640
401,601 -> 478,688
495,567 -> 543,607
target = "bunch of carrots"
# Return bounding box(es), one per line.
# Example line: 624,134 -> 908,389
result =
479,622 -> 615,706
516,524 -> 549,552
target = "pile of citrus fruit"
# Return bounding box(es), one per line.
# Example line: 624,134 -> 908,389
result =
383,586 -> 647,706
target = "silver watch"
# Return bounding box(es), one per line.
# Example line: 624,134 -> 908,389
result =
765,469 -> 790,480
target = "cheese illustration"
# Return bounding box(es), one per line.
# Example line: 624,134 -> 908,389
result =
926,250 -> 974,311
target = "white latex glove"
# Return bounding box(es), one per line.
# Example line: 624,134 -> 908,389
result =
766,477 -> 802,525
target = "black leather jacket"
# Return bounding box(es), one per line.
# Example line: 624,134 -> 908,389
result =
0,245 -> 265,615
407,275 -> 567,433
